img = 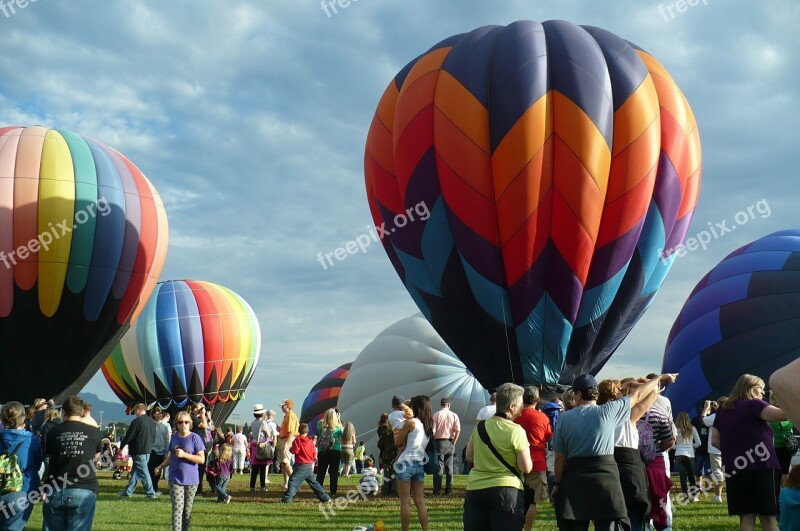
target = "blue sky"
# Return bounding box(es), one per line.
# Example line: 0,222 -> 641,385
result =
0,0 -> 797,423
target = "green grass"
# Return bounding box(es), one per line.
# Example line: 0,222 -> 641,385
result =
21,471 -> 746,530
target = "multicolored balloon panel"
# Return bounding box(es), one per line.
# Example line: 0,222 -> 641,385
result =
0,125 -> 169,404
663,230 -> 800,418
364,21 -> 701,389
300,362 -> 352,436
102,280 -> 261,425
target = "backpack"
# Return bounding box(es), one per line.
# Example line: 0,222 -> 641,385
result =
0,440 -> 25,494
377,427 -> 397,463
543,401 -> 563,432
318,424 -> 335,453
637,414 -> 659,464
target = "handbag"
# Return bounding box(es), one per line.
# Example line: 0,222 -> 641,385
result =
423,438 -> 438,474
785,432 -> 799,455
476,420 -> 522,480
256,441 -> 275,461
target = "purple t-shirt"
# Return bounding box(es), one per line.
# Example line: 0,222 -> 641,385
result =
217,458 -> 233,478
713,399 -> 780,472
168,432 -> 205,485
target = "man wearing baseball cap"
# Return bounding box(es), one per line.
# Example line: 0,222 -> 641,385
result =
432,396 -> 460,495
278,399 -> 299,489
552,373 -> 677,530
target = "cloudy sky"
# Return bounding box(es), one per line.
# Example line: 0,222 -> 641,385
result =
1,0 -> 797,423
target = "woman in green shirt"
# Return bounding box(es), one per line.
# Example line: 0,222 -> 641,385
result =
316,408 -> 344,495
464,383 -> 532,530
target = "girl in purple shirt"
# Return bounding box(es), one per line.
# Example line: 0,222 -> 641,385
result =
155,411 -> 206,531
712,374 -> 787,531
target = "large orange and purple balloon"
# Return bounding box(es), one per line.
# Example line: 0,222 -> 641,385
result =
102,280 -> 261,425
364,21 -> 702,388
0,125 -> 168,403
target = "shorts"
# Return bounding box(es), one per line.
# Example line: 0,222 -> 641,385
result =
394,458 -> 425,483
523,471 -> 549,509
277,437 -> 294,464
725,469 -> 780,516
709,453 -> 723,483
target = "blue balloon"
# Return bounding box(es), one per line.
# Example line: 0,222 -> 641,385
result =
663,229 -> 800,417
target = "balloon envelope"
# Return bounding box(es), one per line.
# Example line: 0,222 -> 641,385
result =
102,280 -> 261,426
337,314 -> 489,460
663,229 -> 800,418
300,362 -> 352,436
0,125 -> 168,404
364,20 -> 702,389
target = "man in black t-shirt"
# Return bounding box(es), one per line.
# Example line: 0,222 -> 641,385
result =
118,403 -> 157,498
43,396 -> 103,531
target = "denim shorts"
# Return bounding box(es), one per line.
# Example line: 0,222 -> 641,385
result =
394,458 -> 425,483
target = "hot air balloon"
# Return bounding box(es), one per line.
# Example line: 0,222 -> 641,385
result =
663,229 -> 800,418
337,314 -> 489,459
364,20 -> 702,390
0,125 -> 168,404
102,280 -> 261,425
300,362 -> 352,436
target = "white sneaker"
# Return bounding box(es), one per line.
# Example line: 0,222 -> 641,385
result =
711,496 -> 723,503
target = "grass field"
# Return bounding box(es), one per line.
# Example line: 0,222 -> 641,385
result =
21,471 -> 747,530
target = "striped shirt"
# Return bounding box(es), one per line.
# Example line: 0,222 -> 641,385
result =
646,407 -> 674,444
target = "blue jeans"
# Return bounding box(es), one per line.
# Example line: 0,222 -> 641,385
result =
215,476 -> 230,501
0,490 -> 34,531
42,488 -> 97,531
281,464 -> 331,503
123,454 -> 155,496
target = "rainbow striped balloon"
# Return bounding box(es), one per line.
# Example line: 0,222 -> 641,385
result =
300,362 -> 352,436
364,21 -> 702,389
0,125 -> 168,404
102,280 -> 261,425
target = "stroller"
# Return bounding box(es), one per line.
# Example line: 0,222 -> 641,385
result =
112,445 -> 132,480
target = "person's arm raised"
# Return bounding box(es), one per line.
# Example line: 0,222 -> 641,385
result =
628,374 -> 677,407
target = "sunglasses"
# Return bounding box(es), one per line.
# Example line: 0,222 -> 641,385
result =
176,420 -> 191,425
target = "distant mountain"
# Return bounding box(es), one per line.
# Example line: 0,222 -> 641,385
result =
77,393 -> 130,426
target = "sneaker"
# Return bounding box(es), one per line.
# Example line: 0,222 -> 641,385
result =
147,492 -> 161,499
117,492 -> 132,497
711,496 -> 723,503
224,495 -> 231,504
260,487 -> 267,492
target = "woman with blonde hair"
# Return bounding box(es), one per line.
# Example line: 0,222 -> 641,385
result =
598,377 -> 660,530
712,374 -> 786,531
316,408 -> 343,495
674,411 -> 701,501
340,421 -> 357,477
